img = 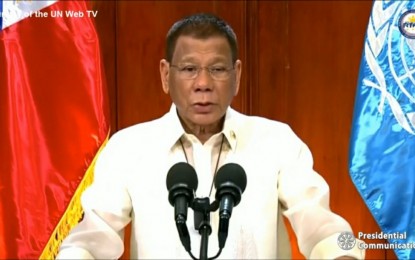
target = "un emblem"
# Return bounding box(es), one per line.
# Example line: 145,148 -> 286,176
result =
362,3 -> 415,135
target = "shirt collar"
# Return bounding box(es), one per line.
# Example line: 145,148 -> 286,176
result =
221,107 -> 238,152
164,104 -> 239,152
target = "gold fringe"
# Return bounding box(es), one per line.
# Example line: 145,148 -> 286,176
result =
39,133 -> 110,260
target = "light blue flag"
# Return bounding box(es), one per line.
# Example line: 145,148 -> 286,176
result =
349,1 -> 415,259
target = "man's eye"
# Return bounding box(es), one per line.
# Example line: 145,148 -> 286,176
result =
181,66 -> 197,72
210,67 -> 226,72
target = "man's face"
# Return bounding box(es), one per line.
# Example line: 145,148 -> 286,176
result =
160,35 -> 241,128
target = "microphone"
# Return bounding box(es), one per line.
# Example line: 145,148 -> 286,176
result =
166,162 -> 198,252
214,163 -> 247,249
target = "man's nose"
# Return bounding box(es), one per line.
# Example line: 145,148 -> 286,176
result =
193,68 -> 213,91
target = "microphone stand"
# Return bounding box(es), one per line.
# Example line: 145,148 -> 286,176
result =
199,221 -> 210,260
192,198 -> 212,260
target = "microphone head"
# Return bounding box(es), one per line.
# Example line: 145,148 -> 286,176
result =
214,163 -> 247,208
215,163 -> 247,193
166,162 -> 198,192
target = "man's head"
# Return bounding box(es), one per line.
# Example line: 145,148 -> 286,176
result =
165,13 -> 239,64
160,13 -> 242,139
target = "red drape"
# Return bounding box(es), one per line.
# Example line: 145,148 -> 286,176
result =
0,1 -> 110,258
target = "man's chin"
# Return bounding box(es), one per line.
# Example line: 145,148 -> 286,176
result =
190,113 -> 224,127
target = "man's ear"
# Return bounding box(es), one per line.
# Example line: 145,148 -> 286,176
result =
160,59 -> 170,94
233,59 -> 242,96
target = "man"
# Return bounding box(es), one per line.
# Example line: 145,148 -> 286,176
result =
57,13 -> 364,259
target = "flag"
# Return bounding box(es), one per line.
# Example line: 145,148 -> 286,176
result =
0,0 -> 110,258
349,1 -> 415,259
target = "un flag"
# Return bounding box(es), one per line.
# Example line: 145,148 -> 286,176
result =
349,1 -> 415,259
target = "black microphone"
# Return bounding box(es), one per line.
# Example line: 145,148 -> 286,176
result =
214,163 -> 247,249
166,162 -> 198,252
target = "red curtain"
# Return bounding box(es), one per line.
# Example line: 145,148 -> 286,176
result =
0,1 -> 110,258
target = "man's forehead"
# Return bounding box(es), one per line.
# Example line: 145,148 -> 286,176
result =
172,35 -> 232,61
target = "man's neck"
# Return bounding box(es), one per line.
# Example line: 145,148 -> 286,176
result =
179,117 -> 225,144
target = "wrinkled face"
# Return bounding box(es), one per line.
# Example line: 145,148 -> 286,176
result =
160,35 -> 241,128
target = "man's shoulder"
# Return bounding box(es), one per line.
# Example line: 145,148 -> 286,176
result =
231,109 -> 292,134
231,110 -> 304,152
110,114 -> 168,142
228,109 -> 305,150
